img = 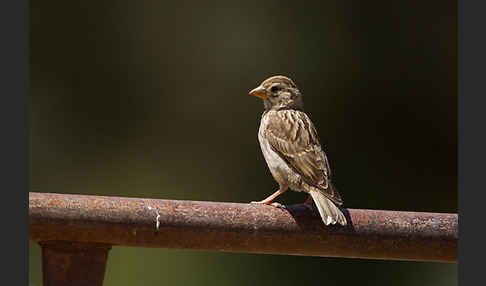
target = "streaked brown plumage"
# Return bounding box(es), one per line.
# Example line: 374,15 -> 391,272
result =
249,75 -> 346,226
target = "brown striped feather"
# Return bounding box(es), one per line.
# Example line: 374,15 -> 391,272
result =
264,110 -> 343,205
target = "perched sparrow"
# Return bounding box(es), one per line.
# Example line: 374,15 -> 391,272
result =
249,75 -> 347,226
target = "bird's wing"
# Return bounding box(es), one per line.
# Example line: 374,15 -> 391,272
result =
265,110 -> 343,204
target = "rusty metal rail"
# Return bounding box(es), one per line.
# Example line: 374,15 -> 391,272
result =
30,192 -> 457,286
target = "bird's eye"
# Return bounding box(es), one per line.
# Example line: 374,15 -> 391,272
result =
270,86 -> 281,93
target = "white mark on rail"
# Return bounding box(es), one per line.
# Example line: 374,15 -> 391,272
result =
156,211 -> 161,231
145,205 -> 160,231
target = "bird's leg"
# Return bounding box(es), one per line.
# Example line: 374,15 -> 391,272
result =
304,194 -> 314,210
251,186 -> 288,205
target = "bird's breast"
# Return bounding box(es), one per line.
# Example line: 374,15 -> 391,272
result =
258,115 -> 301,188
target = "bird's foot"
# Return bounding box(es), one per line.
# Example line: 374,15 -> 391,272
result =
250,200 -> 286,209
250,187 -> 289,206
270,202 -> 287,209
250,200 -> 273,205
304,195 -> 314,211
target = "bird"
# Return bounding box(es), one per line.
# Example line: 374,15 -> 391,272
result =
249,75 -> 347,226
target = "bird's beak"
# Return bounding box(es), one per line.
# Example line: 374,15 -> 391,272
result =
249,85 -> 268,99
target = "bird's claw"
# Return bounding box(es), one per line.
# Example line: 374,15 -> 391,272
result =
304,202 -> 314,211
270,202 -> 287,209
250,201 -> 286,209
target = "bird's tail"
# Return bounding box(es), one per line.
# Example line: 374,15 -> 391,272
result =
309,190 -> 347,226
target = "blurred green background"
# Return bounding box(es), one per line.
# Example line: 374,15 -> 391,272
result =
30,1 -> 457,285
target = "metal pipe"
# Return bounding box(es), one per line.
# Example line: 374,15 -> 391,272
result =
29,192 -> 457,262
40,241 -> 111,286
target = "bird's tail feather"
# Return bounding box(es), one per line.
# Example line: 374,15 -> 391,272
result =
309,190 -> 347,226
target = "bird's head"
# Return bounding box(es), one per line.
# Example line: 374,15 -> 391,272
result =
249,75 -> 304,111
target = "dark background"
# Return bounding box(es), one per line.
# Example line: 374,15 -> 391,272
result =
30,1 -> 457,285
